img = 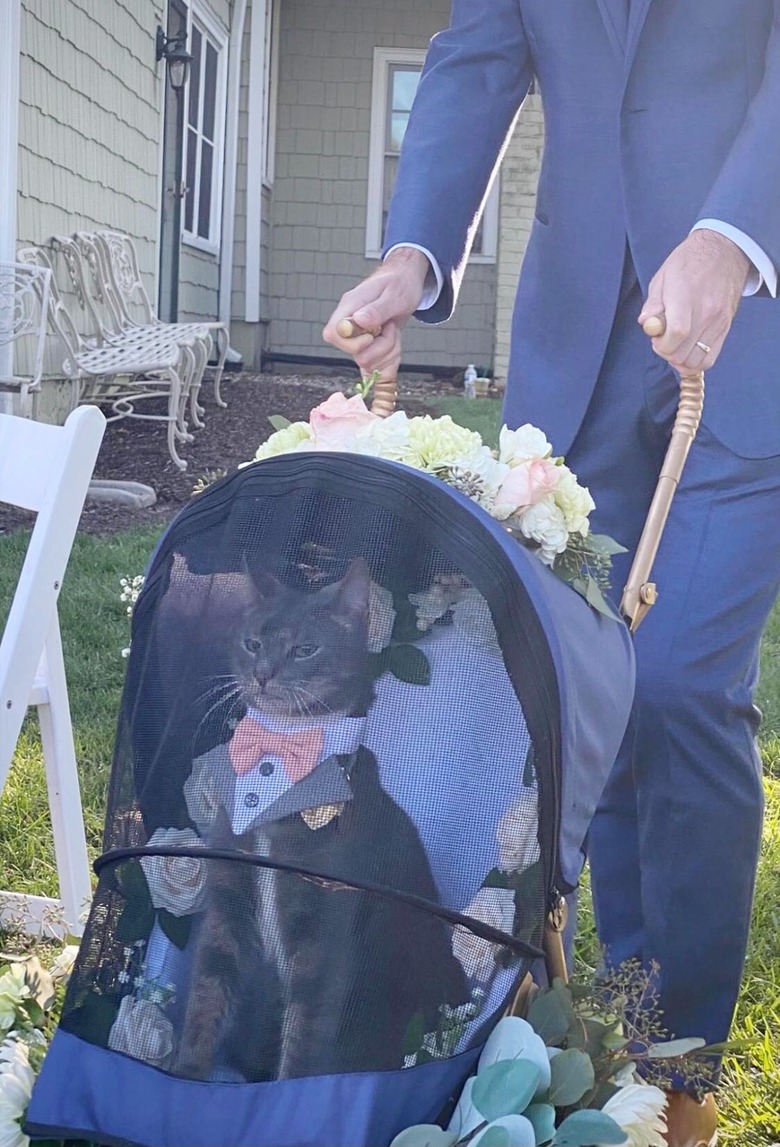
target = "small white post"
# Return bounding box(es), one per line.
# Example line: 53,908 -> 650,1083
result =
0,0 -> 22,412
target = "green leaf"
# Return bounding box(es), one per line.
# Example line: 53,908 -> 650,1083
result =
527,989 -> 571,1045
403,1010 -> 427,1057
117,859 -> 153,908
268,415 -> 292,431
647,1037 -> 707,1059
586,534 -> 628,556
547,1049 -> 595,1107
157,909 -> 194,951
389,1126 -> 458,1147
472,1127 -> 511,1147
21,997 -> 46,1028
552,1110 -> 627,1146
472,1059 -> 541,1122
388,644 -> 431,685
525,1103 -> 556,1146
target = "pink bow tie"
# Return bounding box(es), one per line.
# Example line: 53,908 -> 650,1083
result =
228,715 -> 325,782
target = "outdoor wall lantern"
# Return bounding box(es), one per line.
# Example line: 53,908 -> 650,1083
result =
156,26 -> 193,92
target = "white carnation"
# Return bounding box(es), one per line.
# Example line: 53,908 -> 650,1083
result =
498,423 -> 553,467
251,421 -> 313,461
404,416 -> 482,471
553,464 -> 595,536
598,1084 -> 668,1147
517,496 -> 570,565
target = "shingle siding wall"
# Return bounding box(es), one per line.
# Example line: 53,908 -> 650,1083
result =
18,0 -> 164,309
493,94 -> 544,388
266,0 -> 496,373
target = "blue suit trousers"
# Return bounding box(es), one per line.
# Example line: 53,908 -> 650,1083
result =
530,257 -> 780,1063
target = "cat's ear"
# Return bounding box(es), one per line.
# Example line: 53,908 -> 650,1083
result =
332,558 -> 371,624
242,556 -> 285,603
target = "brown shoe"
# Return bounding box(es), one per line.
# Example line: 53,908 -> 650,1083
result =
663,1091 -> 718,1147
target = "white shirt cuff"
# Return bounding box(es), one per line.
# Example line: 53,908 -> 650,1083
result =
692,220 -> 778,298
384,243 -> 444,310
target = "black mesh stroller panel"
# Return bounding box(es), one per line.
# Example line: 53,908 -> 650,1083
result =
61,458 -> 560,1089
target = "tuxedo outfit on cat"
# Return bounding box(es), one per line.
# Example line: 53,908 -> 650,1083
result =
384,0 -> 780,1074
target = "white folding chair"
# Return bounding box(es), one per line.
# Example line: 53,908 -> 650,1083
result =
0,405 -> 106,937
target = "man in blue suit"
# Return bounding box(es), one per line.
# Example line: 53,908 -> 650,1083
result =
324,3 -> 780,1142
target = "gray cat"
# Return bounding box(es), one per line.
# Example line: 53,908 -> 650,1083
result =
176,559 -> 468,1082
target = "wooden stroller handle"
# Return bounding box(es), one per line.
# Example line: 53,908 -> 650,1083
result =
619,316 -> 705,632
336,318 -> 398,418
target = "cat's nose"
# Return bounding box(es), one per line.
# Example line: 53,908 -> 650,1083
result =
253,670 -> 269,689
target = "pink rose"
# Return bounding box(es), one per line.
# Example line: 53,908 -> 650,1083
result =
494,458 -> 560,519
309,392 -> 377,449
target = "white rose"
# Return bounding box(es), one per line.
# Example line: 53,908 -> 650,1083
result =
517,496 -> 570,565
598,1084 -> 668,1147
368,582 -> 396,652
496,795 -> 542,873
552,464 -> 595,537
140,828 -> 207,917
498,423 -> 553,467
353,411 -> 411,461
404,416 -> 482,471
108,996 -> 174,1070
0,1039 -> 34,1147
453,887 -> 515,982
450,591 -> 501,657
183,761 -> 223,834
249,421 -> 313,462
49,945 -> 80,983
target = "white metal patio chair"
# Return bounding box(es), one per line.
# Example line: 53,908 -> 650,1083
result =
17,246 -> 198,470
77,230 -> 229,415
0,261 -> 52,417
0,405 -> 106,937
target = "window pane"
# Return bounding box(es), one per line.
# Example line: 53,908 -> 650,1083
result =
381,154 -> 398,245
184,127 -> 198,233
198,140 -> 213,239
203,41 -> 218,141
389,111 -> 410,153
188,28 -> 202,129
391,68 -> 419,113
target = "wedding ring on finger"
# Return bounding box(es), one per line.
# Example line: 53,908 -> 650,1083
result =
695,340 -> 712,355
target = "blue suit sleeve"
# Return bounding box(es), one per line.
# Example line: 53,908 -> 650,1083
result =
382,1 -> 534,324
697,1 -> 780,290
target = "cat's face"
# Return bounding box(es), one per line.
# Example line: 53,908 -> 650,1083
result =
231,558 -> 373,719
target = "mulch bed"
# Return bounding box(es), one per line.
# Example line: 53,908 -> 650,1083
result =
0,370 -> 460,537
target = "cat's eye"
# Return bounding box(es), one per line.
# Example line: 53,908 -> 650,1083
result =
243,636 -> 263,654
291,644 -> 320,660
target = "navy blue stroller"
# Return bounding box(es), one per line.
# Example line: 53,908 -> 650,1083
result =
26,360 -> 701,1147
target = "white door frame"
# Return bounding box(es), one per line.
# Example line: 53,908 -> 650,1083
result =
0,0 -> 22,407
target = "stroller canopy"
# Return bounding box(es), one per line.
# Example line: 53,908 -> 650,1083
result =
28,454 -> 634,1147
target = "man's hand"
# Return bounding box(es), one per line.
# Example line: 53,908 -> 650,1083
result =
323,248 -> 430,379
638,228 -> 751,372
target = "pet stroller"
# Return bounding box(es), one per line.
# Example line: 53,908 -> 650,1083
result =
26,358 -> 702,1147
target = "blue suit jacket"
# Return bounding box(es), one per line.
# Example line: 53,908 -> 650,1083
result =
383,0 -> 780,458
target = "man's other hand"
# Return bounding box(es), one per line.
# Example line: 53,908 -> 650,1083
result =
323,247 -> 430,380
638,228 -> 750,372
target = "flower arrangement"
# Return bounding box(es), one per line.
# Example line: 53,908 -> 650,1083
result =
391,966 -> 724,1147
0,946 -> 81,1147
246,390 -> 625,615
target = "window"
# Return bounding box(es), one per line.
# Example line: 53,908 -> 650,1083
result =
366,48 -> 499,262
182,5 -> 227,252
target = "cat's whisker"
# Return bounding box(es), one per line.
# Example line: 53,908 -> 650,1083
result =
194,686 -> 243,740
193,676 -> 240,707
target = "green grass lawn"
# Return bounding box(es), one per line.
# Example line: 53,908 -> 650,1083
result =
1,400 -> 779,1140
